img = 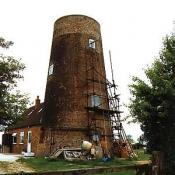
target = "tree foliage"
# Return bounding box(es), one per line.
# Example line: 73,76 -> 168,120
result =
128,35 -> 175,173
0,37 -> 29,127
137,134 -> 145,145
126,134 -> 134,144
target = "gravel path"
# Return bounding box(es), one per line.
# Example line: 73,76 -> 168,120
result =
0,153 -> 22,162
0,154 -> 34,174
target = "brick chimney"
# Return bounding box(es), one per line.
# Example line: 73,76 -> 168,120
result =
35,96 -> 40,109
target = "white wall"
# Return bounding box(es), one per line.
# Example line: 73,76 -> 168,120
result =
0,132 -> 4,145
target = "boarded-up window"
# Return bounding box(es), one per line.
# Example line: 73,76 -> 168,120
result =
2,134 -> 12,146
39,127 -> 44,143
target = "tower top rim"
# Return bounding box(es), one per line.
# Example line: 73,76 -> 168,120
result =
54,14 -> 100,26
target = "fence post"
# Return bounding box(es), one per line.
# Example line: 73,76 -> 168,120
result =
152,151 -> 164,175
136,164 -> 151,175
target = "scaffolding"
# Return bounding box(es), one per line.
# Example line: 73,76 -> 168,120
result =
85,48 -> 133,157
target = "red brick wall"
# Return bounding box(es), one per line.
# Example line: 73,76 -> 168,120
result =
6,126 -> 48,156
43,129 -> 88,154
43,15 -> 113,155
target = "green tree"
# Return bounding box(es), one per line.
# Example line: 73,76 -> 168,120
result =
128,35 -> 175,174
137,134 -> 145,145
0,37 -> 29,128
126,134 -> 134,144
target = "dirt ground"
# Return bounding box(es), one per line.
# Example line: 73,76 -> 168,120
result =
136,160 -> 151,165
0,161 -> 34,174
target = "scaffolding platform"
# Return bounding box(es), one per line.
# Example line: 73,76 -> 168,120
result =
86,106 -> 122,115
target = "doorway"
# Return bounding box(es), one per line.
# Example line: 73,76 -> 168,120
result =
27,131 -> 32,153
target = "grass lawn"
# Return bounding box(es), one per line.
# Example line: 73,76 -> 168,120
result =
134,149 -> 151,161
17,149 -> 150,174
18,157 -> 135,172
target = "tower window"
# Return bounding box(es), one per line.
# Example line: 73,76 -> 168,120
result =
48,64 -> 54,75
89,39 -> 95,49
92,133 -> 100,141
91,95 -> 101,107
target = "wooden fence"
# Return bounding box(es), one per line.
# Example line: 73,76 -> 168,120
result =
4,163 -> 152,175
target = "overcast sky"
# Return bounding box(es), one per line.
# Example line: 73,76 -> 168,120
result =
1,0 -> 175,141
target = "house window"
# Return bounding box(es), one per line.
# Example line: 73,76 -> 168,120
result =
91,95 -> 101,107
89,39 -> 95,49
12,133 -> 17,144
48,64 -> 54,75
20,131 -> 24,144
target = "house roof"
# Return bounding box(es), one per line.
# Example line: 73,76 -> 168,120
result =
8,103 -> 44,129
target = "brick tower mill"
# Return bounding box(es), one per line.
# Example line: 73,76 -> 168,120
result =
2,15 -> 133,158
42,15 -> 129,157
